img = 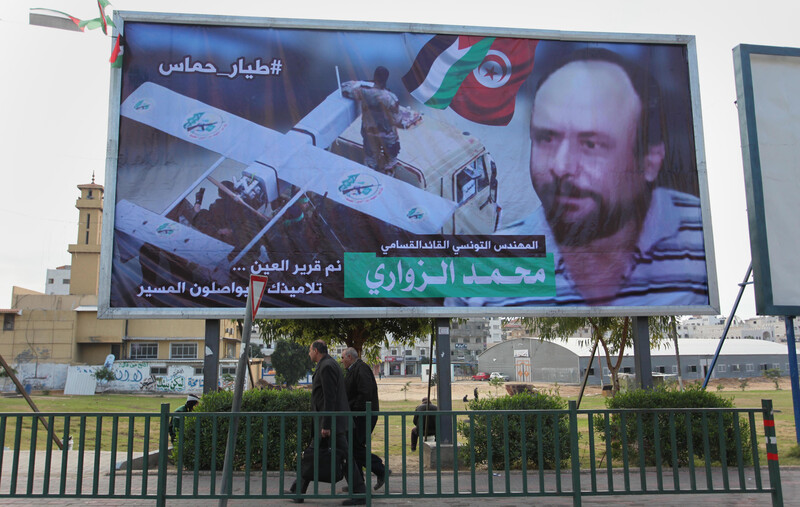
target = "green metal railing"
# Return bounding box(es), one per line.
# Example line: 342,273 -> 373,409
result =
0,400 -> 783,506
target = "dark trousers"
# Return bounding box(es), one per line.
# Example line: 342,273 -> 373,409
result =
293,432 -> 366,495
353,415 -> 385,478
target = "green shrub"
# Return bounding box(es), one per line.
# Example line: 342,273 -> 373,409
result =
596,384 -> 750,467
93,367 -> 116,383
457,392 -> 571,470
174,388 -> 313,471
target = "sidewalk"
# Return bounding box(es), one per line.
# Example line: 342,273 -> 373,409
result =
2,466 -> 798,506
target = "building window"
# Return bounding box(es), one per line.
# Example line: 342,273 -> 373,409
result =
774,363 -> 781,370
671,365 -> 678,373
731,364 -> 741,372
688,365 -> 697,373
718,364 -> 727,372
420,349 -> 427,356
130,343 -> 158,360
85,231 -> 89,244
760,364 -> 769,371
87,214 -> 91,229
194,367 -> 204,376
221,366 -> 237,375
391,350 -> 397,355
224,342 -> 235,359
622,367 -> 632,373
3,314 -> 15,331
63,279 -> 70,284
746,364 -> 754,372
654,366 -> 666,374
48,278 -> 54,284
405,350 -> 412,355
171,343 -> 198,359
150,366 -> 167,375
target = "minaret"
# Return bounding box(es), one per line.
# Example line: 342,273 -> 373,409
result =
67,173 -> 104,296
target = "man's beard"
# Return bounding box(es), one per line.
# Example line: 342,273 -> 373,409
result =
538,178 -> 651,247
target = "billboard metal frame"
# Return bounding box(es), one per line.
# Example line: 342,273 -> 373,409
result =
734,44 -> 800,316
98,11 -> 718,319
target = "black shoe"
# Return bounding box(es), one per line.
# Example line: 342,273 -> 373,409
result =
374,469 -> 392,490
341,498 -> 366,506
285,483 -> 304,502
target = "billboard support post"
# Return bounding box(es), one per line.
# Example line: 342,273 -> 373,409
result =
785,316 -> 800,444
435,318 -> 453,444
702,262 -> 753,389
632,316 -> 653,389
203,320 -> 220,394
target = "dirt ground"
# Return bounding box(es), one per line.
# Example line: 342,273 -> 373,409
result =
375,375 -> 789,403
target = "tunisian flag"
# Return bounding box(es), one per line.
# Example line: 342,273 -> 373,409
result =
403,35 -> 538,126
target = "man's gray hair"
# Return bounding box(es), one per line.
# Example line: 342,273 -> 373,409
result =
343,347 -> 359,360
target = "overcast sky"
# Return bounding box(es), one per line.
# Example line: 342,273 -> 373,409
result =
2,0 -> 799,319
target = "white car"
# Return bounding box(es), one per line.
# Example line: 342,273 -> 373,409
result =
490,372 -> 510,381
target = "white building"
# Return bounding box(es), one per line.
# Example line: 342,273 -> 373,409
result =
44,265 -> 71,296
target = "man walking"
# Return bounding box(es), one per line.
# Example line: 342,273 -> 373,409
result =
288,340 -> 366,505
342,347 -> 389,490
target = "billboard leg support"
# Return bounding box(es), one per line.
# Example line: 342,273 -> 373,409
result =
204,320 -> 220,394
785,317 -> 800,444
632,316 -> 653,390
435,318 -> 453,444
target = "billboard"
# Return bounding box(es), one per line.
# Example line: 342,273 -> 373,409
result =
98,13 -> 718,318
734,44 -> 800,316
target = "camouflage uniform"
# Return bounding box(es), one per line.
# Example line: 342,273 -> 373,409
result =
343,81 -> 404,175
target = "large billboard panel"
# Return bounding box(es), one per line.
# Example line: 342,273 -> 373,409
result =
98,13 -> 718,318
734,44 -> 800,316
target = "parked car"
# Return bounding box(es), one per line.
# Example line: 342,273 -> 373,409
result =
490,372 -> 510,381
472,372 -> 490,381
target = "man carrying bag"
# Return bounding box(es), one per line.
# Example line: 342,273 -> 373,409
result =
286,341 -> 366,505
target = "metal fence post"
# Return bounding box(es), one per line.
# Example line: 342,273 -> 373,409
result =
157,403 -> 170,507
365,401 -> 372,506
569,400 -> 581,506
762,399 -> 784,507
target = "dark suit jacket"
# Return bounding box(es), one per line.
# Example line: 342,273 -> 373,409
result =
344,358 -> 379,412
311,353 -> 350,433
412,402 -> 438,437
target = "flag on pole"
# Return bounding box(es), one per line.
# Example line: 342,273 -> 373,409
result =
29,3 -> 115,34
29,8 -> 84,32
403,35 -> 538,126
110,34 -> 123,68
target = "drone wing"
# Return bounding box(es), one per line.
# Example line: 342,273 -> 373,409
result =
121,82 -> 456,234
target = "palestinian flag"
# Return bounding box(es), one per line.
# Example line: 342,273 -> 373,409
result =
29,4 -> 115,34
403,35 -> 538,126
29,8 -> 84,32
110,34 -> 123,68
96,0 -> 111,35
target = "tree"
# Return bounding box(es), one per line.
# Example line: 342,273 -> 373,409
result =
247,343 -> 265,358
257,318 -> 433,362
270,339 -> 313,387
519,317 -> 672,394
